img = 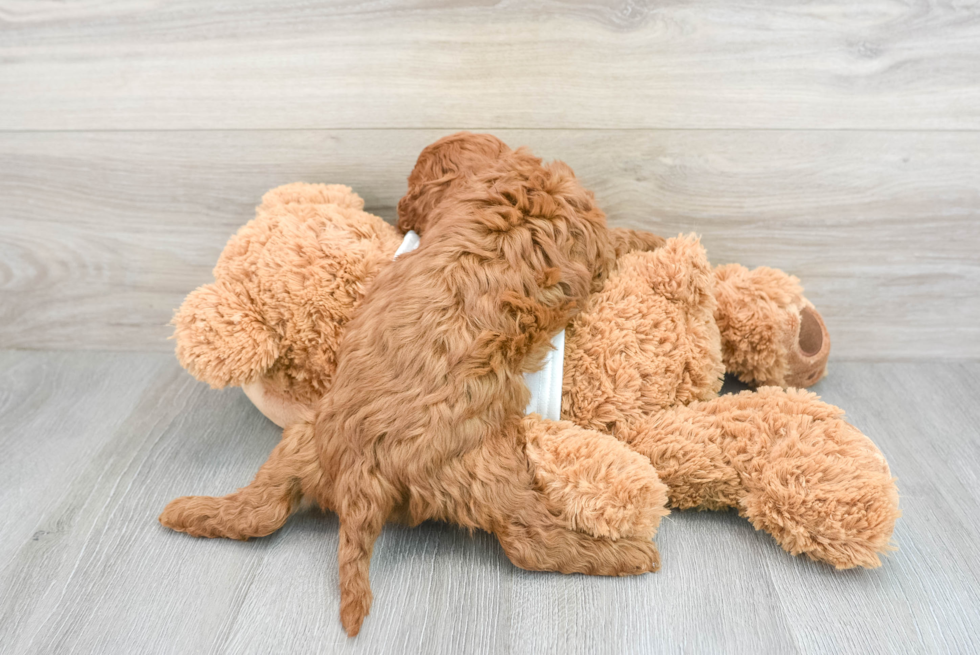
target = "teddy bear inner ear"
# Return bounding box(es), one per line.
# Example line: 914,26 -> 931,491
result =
172,281 -> 280,390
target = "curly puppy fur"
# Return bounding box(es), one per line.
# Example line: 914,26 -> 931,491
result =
396,132 -> 511,235
398,132 -> 666,258
161,142 -> 670,636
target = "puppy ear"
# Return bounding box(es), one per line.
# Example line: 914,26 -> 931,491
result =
397,132 -> 512,234
172,281 -> 280,389
396,181 -> 439,235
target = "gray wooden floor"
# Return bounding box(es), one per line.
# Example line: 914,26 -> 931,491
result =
1,351 -> 977,654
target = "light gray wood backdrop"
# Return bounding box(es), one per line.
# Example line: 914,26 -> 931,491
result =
1,1 -> 979,357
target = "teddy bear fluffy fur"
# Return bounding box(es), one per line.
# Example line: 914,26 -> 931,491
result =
173,182 -> 830,427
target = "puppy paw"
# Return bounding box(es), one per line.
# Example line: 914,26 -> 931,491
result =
614,538 -> 662,576
159,495 -> 247,540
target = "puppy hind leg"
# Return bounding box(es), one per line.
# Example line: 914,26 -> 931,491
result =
159,420 -> 320,540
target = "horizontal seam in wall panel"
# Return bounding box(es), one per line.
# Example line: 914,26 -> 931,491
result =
3,128 -> 980,135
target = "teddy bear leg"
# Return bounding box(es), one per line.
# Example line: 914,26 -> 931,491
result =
159,420 -> 320,540
625,388 -> 899,569
494,503 -> 663,576
522,415 -> 670,541
713,263 -> 831,388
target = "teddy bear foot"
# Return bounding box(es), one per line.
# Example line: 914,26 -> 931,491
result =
523,415 -> 670,542
738,411 -> 900,569
713,264 -> 831,388
497,521 -> 662,576
732,389 -> 899,569
625,387 -> 899,569
782,304 -> 831,388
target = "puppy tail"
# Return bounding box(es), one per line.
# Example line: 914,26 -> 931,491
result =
335,457 -> 398,636
159,419 -> 322,540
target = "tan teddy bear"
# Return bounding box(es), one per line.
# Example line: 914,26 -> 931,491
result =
171,174 -> 896,571
173,181 -> 830,426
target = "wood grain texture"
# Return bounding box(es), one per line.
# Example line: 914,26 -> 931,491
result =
1,129 -> 977,358
1,1 -> 979,130
1,352 -> 978,654
2,2 -> 976,652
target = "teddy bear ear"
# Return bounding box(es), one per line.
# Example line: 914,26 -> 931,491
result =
171,280 -> 280,389
607,228 -> 666,259
639,233 -> 715,307
259,182 -> 365,213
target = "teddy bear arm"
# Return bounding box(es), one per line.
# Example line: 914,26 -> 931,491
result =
172,281 -> 280,389
562,235 -> 724,433
522,415 -> 669,541
624,387 -> 899,569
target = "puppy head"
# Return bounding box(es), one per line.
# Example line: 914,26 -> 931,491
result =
454,153 -> 616,313
397,132 -> 512,234
530,159 -> 616,299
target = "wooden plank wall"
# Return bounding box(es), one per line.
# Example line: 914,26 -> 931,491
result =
1,1 -> 978,358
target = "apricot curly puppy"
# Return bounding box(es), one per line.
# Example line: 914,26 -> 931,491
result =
398,132 -> 666,258
161,142 -> 667,636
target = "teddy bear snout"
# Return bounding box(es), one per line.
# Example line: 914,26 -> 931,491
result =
798,306 -> 824,357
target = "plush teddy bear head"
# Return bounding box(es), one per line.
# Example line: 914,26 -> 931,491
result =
172,187 -> 828,429
172,133 -> 830,429
171,183 -> 402,426
173,133 -> 830,425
